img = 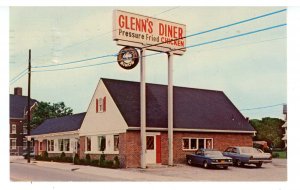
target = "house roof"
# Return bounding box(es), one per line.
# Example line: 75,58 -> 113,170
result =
10,94 -> 38,118
31,113 -> 86,135
102,78 -> 255,132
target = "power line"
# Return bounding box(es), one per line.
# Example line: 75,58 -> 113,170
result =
9,68 -> 27,83
240,103 -> 284,111
32,23 -> 286,73
32,8 -> 286,70
32,54 -> 116,68
32,7 -> 181,63
9,71 -> 28,85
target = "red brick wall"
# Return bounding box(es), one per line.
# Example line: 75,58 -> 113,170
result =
121,131 -> 253,167
79,136 -> 85,159
119,131 -> 141,168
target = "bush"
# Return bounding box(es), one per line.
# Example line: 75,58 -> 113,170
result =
86,154 -> 91,164
113,156 -> 120,168
104,160 -> 114,168
42,151 -> 48,159
90,160 -> 99,166
74,153 -> 80,165
99,153 -> 105,167
272,152 -> 280,158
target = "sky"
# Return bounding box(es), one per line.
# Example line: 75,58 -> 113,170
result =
9,6 -> 287,120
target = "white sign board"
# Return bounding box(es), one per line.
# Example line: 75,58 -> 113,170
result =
113,10 -> 186,55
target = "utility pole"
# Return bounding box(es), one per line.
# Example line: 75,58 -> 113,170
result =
27,49 -> 31,163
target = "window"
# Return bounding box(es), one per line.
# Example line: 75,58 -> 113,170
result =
191,139 -> 197,149
39,141 -> 43,151
182,138 -> 213,150
47,140 -> 54,151
23,138 -> 27,150
96,96 -> 106,113
23,126 -> 27,134
10,139 -> 16,150
86,137 -> 91,151
11,124 -> 16,134
146,136 -> 154,150
58,139 -> 70,152
64,139 -> 70,151
97,136 -> 106,151
182,138 -> 189,149
114,135 -> 119,151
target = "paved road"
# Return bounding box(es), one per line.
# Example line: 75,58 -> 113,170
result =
10,162 -> 124,181
125,159 -> 287,181
10,158 -> 286,181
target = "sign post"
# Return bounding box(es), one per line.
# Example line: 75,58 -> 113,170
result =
140,48 -> 146,169
113,10 -> 186,168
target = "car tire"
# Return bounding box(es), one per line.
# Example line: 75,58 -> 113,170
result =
203,161 -> 209,169
256,162 -> 263,168
223,166 -> 228,169
187,159 -> 192,165
237,160 -> 244,167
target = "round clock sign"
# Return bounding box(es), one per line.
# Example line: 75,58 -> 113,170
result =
117,46 -> 139,70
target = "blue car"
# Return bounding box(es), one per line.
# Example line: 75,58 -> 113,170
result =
223,146 -> 272,168
186,149 -> 233,169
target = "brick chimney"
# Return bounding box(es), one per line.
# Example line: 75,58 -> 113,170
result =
14,87 -> 22,96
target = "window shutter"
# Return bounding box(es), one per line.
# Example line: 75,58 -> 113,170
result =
103,96 -> 106,112
96,98 -> 99,113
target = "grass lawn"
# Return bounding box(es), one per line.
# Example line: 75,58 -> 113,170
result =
272,150 -> 287,159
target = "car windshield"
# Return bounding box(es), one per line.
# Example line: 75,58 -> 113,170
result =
240,147 -> 261,154
204,151 -> 223,156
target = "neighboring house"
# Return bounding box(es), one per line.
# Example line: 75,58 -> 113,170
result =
29,78 -> 256,168
30,113 -> 86,156
282,104 -> 287,148
10,87 -> 38,155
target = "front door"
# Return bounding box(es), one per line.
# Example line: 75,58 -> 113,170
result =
146,135 -> 156,164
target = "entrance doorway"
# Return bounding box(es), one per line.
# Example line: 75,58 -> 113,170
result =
146,135 -> 156,164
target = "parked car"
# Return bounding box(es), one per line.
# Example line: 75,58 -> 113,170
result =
22,151 -> 35,159
186,149 -> 233,169
223,146 -> 272,168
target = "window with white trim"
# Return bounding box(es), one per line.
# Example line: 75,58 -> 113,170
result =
114,135 -> 119,151
23,138 -> 27,150
86,137 -> 91,151
182,138 -> 213,150
10,138 -> 16,150
97,136 -> 106,152
47,140 -> 54,151
11,124 -> 16,134
23,126 -> 27,134
58,139 -> 70,152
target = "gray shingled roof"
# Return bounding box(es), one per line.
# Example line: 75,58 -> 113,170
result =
102,78 -> 255,132
10,94 -> 38,118
31,113 -> 86,135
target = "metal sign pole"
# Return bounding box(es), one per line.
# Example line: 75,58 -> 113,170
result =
140,48 -> 146,169
168,52 -> 174,166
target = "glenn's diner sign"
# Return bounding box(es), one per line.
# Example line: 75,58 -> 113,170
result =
113,10 -> 186,55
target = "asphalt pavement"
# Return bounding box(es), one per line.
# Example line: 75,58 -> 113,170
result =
10,157 -> 287,181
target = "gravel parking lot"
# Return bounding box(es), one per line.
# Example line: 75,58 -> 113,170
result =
125,158 -> 287,181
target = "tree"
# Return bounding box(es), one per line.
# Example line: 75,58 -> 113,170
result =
250,117 -> 285,148
31,101 -> 73,129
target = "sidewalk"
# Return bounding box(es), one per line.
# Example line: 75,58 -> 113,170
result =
10,158 -> 183,181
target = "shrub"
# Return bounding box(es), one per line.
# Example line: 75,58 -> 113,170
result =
104,160 -> 114,168
91,160 -> 99,166
74,153 -> 80,165
85,154 -> 91,164
99,153 -> 105,167
272,152 -> 280,158
42,151 -> 48,159
113,156 -> 120,168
